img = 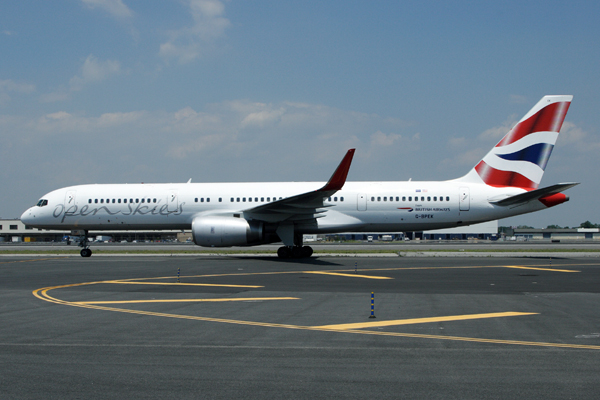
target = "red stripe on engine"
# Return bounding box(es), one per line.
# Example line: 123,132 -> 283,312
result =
475,161 -> 538,189
497,101 -> 570,147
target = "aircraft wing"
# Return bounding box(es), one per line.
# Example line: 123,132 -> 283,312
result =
243,149 -> 355,223
489,182 -> 579,206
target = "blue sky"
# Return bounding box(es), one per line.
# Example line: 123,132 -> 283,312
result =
1,0 -> 599,227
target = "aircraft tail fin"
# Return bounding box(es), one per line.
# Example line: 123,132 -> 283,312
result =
459,95 -> 572,189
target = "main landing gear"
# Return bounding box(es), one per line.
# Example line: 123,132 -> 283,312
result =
277,246 -> 313,259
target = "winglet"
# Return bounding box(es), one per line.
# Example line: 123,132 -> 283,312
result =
319,149 -> 355,192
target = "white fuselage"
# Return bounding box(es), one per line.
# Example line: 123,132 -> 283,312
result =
20,180 -> 545,237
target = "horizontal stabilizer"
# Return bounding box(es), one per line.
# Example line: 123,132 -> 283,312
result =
490,183 -> 579,206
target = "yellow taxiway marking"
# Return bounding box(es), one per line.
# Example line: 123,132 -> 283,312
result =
502,266 -> 579,273
304,271 -> 392,279
32,283 -> 600,350
314,312 -> 538,330
77,297 -> 299,305
107,280 -> 263,288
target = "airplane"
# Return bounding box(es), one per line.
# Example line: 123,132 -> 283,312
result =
21,95 -> 578,258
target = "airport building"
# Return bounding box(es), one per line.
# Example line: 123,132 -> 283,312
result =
2,218 -> 599,244
0,219 -> 180,243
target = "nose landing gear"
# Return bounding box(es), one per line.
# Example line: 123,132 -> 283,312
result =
73,230 -> 92,257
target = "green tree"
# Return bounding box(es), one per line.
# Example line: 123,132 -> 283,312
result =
546,224 -> 567,229
579,221 -> 599,228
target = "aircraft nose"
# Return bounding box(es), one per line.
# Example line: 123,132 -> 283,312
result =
20,208 -> 34,224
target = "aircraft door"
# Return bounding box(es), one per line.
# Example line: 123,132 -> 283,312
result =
357,194 -> 367,211
65,190 -> 77,208
459,187 -> 470,211
167,190 -> 179,212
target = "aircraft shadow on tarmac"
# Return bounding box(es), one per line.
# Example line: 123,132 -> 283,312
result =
226,256 -> 343,266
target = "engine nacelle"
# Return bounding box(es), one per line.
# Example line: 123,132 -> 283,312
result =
192,216 -> 265,247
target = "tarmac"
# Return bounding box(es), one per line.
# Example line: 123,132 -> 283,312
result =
1,254 -> 600,399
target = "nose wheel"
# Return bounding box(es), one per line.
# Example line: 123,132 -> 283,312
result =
74,230 -> 92,257
80,248 -> 93,257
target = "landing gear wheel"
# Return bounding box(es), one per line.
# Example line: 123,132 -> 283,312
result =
277,246 -> 292,259
302,246 -> 313,258
80,248 -> 92,257
291,246 -> 304,258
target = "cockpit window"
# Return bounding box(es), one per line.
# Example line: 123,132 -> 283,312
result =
36,199 -> 48,207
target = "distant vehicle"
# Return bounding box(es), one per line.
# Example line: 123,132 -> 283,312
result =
367,236 -> 373,242
381,235 -> 393,241
21,96 -> 578,258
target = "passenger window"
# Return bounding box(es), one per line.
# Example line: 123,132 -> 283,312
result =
421,196 -> 424,201
254,197 -> 258,202
328,197 -> 332,201
267,197 -> 270,202
377,197 -> 381,201
249,198 -> 252,202
153,199 -> 157,203
124,199 -> 127,203
383,197 -> 387,201
201,198 -> 204,202
261,197 -> 264,202
237,198 -> 240,202
340,197 -> 344,202
427,197 -> 431,201
136,199 -> 139,203
195,198 -> 199,202
88,199 -> 92,204
402,196 -> 406,201
207,198 -> 210,202
231,198 -> 234,202
434,196 -> 437,201
243,198 -> 246,202
95,199 -> 98,204
141,199 -> 145,203
101,199 -> 104,203
446,196 -> 450,201
218,198 -> 222,202
334,197 -> 338,201
118,199 -> 121,203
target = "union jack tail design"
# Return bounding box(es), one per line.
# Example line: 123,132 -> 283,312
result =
460,95 -> 572,189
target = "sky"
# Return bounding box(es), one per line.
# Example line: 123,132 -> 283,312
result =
1,0 -> 599,228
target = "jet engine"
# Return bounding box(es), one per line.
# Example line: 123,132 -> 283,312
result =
192,216 -> 268,247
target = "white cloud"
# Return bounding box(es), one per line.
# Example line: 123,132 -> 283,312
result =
477,115 -> 518,142
241,109 -> 285,129
0,79 -> 35,105
159,0 -> 231,64
40,55 -> 122,102
0,79 -> 35,94
69,55 -> 122,91
81,0 -> 133,18
559,121 -> 600,152
509,94 -> 528,104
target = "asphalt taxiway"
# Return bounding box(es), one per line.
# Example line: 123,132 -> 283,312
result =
1,256 -> 599,399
